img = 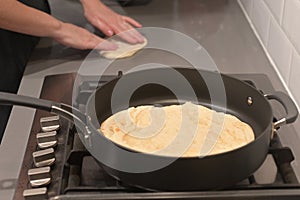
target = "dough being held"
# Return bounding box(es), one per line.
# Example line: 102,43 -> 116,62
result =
99,38 -> 147,59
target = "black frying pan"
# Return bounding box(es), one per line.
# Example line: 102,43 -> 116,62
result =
0,68 -> 298,191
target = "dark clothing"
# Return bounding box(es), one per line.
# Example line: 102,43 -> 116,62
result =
0,0 -> 50,142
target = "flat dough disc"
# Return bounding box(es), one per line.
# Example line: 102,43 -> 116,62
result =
100,39 -> 147,59
100,102 -> 255,157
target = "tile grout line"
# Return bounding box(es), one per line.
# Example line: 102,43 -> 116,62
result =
262,0 -> 298,101
280,0 -> 286,26
279,0 -> 292,83
262,0 -> 294,84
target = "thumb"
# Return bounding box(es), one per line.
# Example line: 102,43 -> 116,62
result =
85,35 -> 118,50
93,36 -> 118,50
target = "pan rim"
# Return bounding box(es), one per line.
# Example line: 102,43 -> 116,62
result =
85,67 -> 273,159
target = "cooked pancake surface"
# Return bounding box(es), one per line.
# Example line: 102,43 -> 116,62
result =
100,102 -> 255,157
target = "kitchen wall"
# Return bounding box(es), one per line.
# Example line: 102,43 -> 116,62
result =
238,0 -> 300,110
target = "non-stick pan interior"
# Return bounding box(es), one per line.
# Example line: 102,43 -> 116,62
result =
80,68 -> 273,191
87,68 -> 273,139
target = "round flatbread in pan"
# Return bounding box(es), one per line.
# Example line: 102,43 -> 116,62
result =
100,102 -> 255,157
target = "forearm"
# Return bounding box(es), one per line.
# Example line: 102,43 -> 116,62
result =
0,0 -> 62,37
80,0 -> 105,8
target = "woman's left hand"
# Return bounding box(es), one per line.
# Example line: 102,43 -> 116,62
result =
80,0 -> 144,44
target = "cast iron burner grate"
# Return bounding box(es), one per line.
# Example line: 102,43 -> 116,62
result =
60,128 -> 300,194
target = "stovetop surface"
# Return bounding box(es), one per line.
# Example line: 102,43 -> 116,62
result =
13,72 -> 300,200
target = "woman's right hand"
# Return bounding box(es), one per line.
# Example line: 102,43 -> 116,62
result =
52,22 -> 118,50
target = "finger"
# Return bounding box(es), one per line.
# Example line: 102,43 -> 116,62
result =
122,16 -> 142,28
121,18 -> 144,43
92,18 -> 114,37
118,32 -> 138,44
88,35 -> 118,50
126,27 -> 145,43
113,25 -> 139,44
96,39 -> 119,50
122,23 -> 145,43
113,22 -> 145,44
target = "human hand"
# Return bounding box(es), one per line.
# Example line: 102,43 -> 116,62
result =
52,22 -> 118,50
80,0 -> 144,44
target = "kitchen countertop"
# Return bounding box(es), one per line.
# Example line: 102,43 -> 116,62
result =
1,0 -> 299,199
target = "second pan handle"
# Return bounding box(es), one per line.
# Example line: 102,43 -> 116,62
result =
265,91 -> 299,129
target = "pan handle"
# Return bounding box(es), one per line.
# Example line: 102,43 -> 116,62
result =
0,91 -> 57,112
0,92 -> 92,146
265,91 -> 298,129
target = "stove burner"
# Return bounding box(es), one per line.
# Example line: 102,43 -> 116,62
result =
64,131 -> 299,190
13,72 -> 300,200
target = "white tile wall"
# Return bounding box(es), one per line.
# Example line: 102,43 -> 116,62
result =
264,0 -> 285,24
251,0 -> 271,45
282,0 -> 300,54
239,0 -> 300,109
267,19 -> 292,81
289,50 -> 300,105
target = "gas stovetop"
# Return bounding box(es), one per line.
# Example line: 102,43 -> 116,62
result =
13,72 -> 300,200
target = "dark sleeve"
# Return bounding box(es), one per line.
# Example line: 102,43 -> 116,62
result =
0,0 -> 51,143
